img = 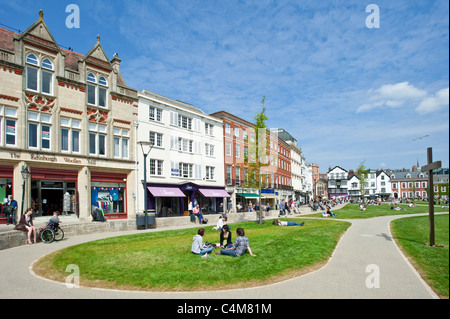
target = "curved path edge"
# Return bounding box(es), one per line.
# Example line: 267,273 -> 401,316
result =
0,213 -> 446,299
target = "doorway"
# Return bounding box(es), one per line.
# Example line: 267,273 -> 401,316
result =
31,180 -> 77,216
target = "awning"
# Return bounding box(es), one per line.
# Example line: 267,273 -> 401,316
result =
147,186 -> 186,197
198,188 -> 231,198
237,193 -> 260,198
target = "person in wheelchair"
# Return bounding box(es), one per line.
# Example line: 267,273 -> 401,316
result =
40,211 -> 64,243
47,211 -> 61,229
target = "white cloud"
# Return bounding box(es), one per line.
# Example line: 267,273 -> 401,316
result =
415,88 -> 449,114
356,82 -> 447,114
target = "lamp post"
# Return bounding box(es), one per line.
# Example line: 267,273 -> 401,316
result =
20,165 -> 31,218
138,141 -> 153,230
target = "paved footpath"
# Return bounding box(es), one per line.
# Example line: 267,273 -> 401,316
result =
0,213 -> 442,299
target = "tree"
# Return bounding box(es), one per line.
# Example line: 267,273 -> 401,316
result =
242,95 -> 273,224
357,161 -> 370,204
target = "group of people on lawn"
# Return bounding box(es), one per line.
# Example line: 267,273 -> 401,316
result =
191,215 -> 306,258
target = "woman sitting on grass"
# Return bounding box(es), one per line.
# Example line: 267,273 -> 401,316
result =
191,228 -> 213,258
217,224 -> 232,249
218,227 -> 256,257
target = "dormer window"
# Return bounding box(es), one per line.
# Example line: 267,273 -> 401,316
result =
87,72 -> 108,108
26,53 -> 54,95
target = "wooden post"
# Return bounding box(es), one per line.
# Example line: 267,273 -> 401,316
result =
421,147 -> 442,247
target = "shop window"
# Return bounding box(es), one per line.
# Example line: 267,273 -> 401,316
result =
91,184 -> 126,215
0,178 -> 13,204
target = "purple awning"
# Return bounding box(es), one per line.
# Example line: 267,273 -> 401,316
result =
198,188 -> 231,198
147,186 -> 186,197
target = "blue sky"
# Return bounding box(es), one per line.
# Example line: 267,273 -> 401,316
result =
1,0 -> 448,172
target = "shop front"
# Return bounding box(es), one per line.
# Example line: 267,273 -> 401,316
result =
146,182 -> 229,217
91,171 -> 127,219
30,167 -> 78,217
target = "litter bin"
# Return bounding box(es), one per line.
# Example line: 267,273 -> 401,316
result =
136,210 -> 156,226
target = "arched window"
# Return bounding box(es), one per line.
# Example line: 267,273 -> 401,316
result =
26,53 -> 39,65
26,53 -> 39,91
87,73 -> 108,108
99,76 -> 107,86
87,73 -> 96,83
41,58 -> 53,70
25,53 -> 54,95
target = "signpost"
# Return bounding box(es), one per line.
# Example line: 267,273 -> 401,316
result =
421,147 -> 442,247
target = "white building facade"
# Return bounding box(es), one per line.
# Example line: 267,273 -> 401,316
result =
347,170 -> 392,200
137,90 -> 227,220
327,166 -> 348,199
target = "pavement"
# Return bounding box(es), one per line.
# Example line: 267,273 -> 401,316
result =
0,211 -> 442,299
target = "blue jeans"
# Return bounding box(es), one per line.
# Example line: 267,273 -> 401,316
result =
287,222 -> 303,226
193,247 -> 213,256
220,246 -> 237,257
195,213 -> 205,223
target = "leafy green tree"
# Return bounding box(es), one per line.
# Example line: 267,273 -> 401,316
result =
242,95 -> 273,224
357,161 -> 370,204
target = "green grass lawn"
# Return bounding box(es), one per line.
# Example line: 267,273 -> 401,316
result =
391,214 -> 449,299
309,203 -> 449,219
34,218 -> 350,291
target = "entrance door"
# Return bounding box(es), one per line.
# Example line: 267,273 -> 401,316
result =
31,180 -> 77,216
41,188 -> 63,216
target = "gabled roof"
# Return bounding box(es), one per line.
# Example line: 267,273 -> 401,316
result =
328,166 -> 348,173
82,35 -> 113,72
0,10 -> 133,90
16,9 -> 63,56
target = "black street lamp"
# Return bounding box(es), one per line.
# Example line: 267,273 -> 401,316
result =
139,141 -> 154,230
20,165 -> 31,218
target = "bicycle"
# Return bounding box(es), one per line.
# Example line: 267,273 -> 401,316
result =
40,222 -> 64,243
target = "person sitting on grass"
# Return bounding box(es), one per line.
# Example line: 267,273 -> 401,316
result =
191,228 -> 213,258
212,216 -> 228,231
216,224 -> 232,249
326,207 -> 336,217
273,219 -> 305,226
217,227 -> 256,257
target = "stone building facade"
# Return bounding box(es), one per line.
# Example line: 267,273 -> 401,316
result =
0,11 -> 138,223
